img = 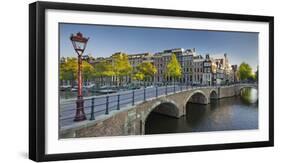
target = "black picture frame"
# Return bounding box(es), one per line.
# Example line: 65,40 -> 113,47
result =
29,1 -> 274,162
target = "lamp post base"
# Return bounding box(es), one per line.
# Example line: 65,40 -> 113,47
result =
74,97 -> 87,121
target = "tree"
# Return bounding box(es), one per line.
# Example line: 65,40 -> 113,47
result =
112,53 -> 132,86
238,62 -> 254,81
165,53 -> 182,84
93,61 -> 115,86
60,57 -> 94,87
60,57 -> 78,87
82,60 -> 95,85
133,72 -> 145,81
133,62 -> 157,86
255,66 -> 258,82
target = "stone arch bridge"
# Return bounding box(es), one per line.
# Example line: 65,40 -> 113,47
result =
60,83 -> 257,138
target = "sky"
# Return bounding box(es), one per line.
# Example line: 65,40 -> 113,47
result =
59,23 -> 258,70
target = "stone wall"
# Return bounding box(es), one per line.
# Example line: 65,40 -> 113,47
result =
219,86 -> 237,98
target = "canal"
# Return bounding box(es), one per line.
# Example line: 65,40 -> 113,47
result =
145,88 -> 258,134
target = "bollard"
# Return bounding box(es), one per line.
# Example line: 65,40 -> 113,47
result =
90,98 -> 95,120
105,96 -> 109,114
144,88 -> 146,101
156,86 -> 158,97
132,90 -> 135,105
117,94 -> 120,110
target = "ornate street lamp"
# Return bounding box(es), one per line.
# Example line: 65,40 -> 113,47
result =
70,32 -> 89,121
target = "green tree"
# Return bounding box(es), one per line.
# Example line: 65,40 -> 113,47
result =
112,53 -> 132,86
82,60 -> 95,85
238,62 -> 254,81
165,53 -> 182,84
93,61 -> 115,86
255,66 -> 258,82
133,72 -> 145,81
60,57 -> 77,87
133,62 -> 157,86
60,57 -> 94,87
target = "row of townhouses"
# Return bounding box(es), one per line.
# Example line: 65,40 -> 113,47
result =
62,48 -> 239,86
145,48 -> 238,85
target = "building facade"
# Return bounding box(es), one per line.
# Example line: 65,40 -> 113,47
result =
202,54 -> 212,85
76,48 -> 238,87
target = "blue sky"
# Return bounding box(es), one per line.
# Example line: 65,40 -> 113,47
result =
59,23 -> 258,70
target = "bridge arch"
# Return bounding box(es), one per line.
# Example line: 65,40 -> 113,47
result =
210,89 -> 218,100
239,85 -> 258,91
238,85 -> 258,95
143,100 -> 180,134
185,90 -> 208,105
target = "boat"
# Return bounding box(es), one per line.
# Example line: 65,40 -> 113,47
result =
98,89 -> 117,94
84,83 -> 95,89
60,85 -> 71,91
96,85 -> 117,94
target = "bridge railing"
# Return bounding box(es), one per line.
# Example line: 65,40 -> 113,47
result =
60,83 -> 252,126
60,84 -> 198,125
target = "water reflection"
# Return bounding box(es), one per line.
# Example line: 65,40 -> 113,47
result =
240,87 -> 258,104
145,88 -> 258,135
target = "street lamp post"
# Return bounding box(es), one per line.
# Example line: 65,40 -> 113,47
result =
70,32 -> 89,121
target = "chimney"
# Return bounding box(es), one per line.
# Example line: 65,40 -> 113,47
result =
206,54 -> 209,59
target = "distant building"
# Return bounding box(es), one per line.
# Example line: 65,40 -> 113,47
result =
231,65 -> 239,83
153,48 -> 184,83
210,53 -> 234,85
193,55 -> 204,84
181,49 -> 196,84
128,52 -> 154,83
203,54 -> 212,85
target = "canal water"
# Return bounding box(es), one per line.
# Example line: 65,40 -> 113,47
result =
145,88 -> 258,134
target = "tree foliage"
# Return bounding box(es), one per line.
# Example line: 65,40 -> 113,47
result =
255,66 -> 258,81
133,72 -> 145,81
60,57 -> 94,86
238,62 -> 254,80
82,60 -> 95,81
112,53 -> 132,85
60,57 -> 77,81
112,53 -> 132,77
133,62 -> 157,81
93,61 -> 115,78
165,53 -> 182,80
93,60 -> 115,86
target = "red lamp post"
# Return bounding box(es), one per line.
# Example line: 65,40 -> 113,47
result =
70,32 -> 89,121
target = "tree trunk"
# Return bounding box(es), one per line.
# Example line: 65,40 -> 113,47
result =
70,79 -> 74,88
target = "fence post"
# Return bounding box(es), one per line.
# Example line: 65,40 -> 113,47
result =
117,94 -> 120,110
90,98 -> 95,120
132,90 -> 135,106
156,86 -> 158,98
165,84 -> 168,95
105,96 -> 109,114
144,88 -> 146,101
174,84 -> 176,93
